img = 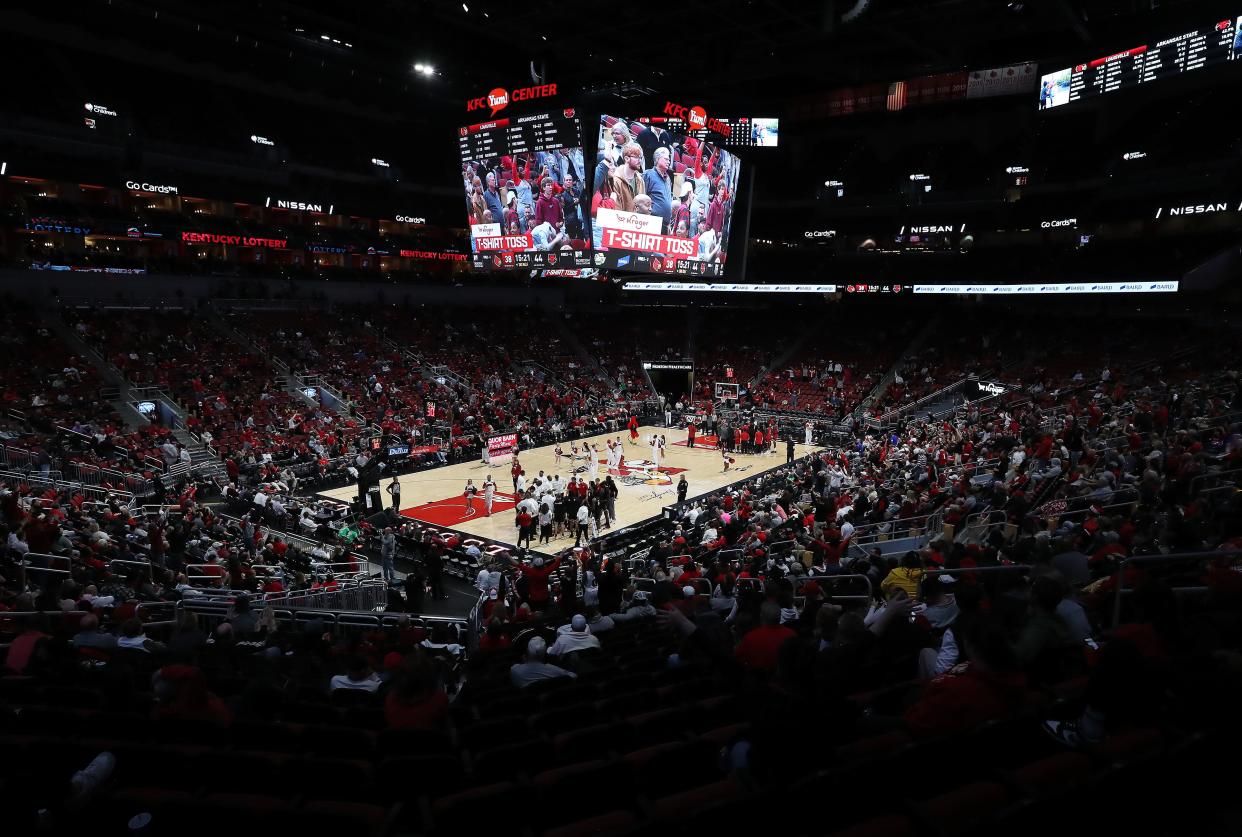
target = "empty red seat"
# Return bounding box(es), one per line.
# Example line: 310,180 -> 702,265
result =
825,814 -> 917,837
533,760 -> 633,825
1011,752 -> 1093,796
545,810 -> 642,837
298,800 -> 392,837
624,707 -> 688,748
430,782 -> 526,835
651,776 -> 742,821
917,781 -> 1012,836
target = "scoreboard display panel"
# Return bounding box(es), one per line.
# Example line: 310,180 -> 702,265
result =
1039,16 -> 1239,109
638,115 -> 778,147
458,108 -> 591,270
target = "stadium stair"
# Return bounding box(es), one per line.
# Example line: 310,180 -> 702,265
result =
855,316 -> 940,422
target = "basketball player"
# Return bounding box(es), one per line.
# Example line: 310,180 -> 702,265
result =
650,434 -> 660,468
805,421 -> 814,445
687,420 -> 697,448
464,479 -> 477,512
658,435 -> 667,469
481,438 -> 491,466
483,475 -> 496,516
588,444 -> 599,481
511,458 -> 522,491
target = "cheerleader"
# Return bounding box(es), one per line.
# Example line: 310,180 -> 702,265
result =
464,479 -> 478,511
721,448 -> 733,472
571,441 -> 581,460
554,443 -> 564,466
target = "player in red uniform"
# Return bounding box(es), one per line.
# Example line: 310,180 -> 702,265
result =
687,420 -> 697,448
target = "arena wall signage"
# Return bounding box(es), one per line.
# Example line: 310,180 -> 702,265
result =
250,135 -> 275,146
804,230 -> 837,238
266,197 -> 331,213
964,379 -> 1008,400
180,231 -> 288,249
125,180 -> 179,195
642,361 -> 694,371
906,225 -> 957,234
911,282 -> 1178,294
487,432 -> 518,459
84,102 -> 117,117
466,83 -> 558,117
1153,201 -> 1239,219
398,249 -> 468,261
661,101 -> 730,135
1040,218 -> 1077,228
625,282 -> 837,293
393,215 -> 426,224
24,217 -> 91,235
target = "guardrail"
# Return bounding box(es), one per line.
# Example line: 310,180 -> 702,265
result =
261,580 -> 388,611
177,599 -> 470,639
1110,550 -> 1241,628
732,573 -> 874,604
0,469 -> 135,507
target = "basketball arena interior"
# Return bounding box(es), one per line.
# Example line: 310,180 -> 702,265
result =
3,1 -> 1242,834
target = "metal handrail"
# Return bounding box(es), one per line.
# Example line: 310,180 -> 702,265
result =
1110,549 -> 1242,628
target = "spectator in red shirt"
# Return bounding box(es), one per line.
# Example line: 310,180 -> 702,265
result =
384,653 -> 449,730
733,601 -> 796,672
516,555 -> 560,610
904,620 -> 1029,738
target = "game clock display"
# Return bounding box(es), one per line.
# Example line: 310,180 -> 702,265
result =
590,114 -> 742,277
459,108 -> 592,270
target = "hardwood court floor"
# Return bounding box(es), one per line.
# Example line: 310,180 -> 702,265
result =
318,426 -> 819,555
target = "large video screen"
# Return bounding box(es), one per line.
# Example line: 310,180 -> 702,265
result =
589,114 -> 742,277
458,108 -> 591,270
1038,16 -> 1238,110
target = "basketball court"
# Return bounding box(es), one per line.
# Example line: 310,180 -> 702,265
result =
317,426 -> 819,555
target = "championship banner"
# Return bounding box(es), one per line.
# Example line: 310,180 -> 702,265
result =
967,63 -> 1039,98
601,228 -> 697,258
